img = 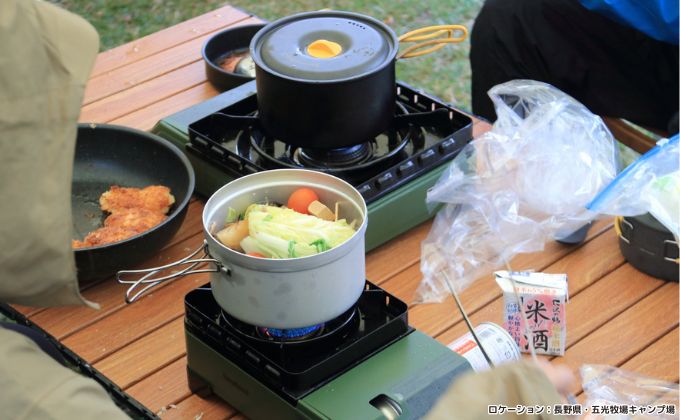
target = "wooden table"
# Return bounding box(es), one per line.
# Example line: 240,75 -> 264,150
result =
14,6 -> 679,419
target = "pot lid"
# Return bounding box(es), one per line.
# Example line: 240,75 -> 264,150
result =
251,11 -> 397,82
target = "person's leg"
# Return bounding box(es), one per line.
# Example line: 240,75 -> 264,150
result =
470,0 -> 679,131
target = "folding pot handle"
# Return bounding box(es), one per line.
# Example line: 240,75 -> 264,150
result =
116,240 -> 230,304
398,25 -> 468,59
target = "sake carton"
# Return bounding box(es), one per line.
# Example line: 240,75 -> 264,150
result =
494,271 -> 568,356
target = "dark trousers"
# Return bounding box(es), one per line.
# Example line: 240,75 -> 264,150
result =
470,0 -> 679,132
1,322 -> 65,365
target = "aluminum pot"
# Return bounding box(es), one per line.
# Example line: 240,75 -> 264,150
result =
203,169 -> 367,328
119,169 -> 367,328
249,11 -> 467,150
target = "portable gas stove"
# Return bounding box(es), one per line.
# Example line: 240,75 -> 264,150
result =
153,80 -> 472,250
185,281 -> 471,419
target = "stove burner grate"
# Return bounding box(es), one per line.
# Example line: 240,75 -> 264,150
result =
245,101 -> 416,178
185,281 -> 413,399
296,143 -> 372,168
219,306 -> 357,346
187,82 -> 473,203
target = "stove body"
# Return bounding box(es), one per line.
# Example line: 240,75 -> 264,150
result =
160,82 -> 474,416
185,283 -> 471,420
152,80 -> 472,250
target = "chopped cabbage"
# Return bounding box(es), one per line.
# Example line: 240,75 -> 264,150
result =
240,232 -> 318,259
239,204 -> 356,258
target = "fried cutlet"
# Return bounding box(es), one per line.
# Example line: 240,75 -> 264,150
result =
78,226 -> 140,247
73,185 -> 174,249
100,185 -> 175,214
104,207 -> 167,233
72,239 -> 88,249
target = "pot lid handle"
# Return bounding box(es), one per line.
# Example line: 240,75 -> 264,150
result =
307,39 -> 343,58
116,240 -> 230,303
397,24 -> 468,59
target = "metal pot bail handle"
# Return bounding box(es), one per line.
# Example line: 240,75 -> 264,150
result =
397,25 -> 468,59
116,240 -> 231,304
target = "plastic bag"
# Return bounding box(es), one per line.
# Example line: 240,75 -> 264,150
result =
581,364 -> 679,419
588,135 -> 679,237
417,80 -> 618,303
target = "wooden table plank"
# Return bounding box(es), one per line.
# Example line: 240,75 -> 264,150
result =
126,357 -> 195,413
560,283 -> 678,394
125,355 -> 238,420
82,60 -> 208,122
29,232 -> 204,340
164,394 -> 234,420
619,327 -> 679,384
94,316 -> 185,389
61,268 -> 211,363
81,18 -> 259,111
110,82 -> 219,131
91,6 -> 251,77
84,16 -> 260,107
365,221 -> 432,284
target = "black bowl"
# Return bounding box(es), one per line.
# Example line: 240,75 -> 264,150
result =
202,23 -> 266,91
72,123 -> 195,282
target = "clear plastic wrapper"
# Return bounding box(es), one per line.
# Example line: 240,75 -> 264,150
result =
581,364 -> 679,419
417,80 -> 618,303
588,135 -> 679,237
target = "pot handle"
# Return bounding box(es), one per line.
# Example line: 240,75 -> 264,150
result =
398,25 -> 468,59
116,240 -> 230,304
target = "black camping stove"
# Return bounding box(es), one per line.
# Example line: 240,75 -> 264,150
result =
186,83 -> 471,204
152,81 -> 473,250
185,282 -> 471,420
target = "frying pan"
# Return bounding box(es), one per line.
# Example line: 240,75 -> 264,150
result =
72,124 -> 195,282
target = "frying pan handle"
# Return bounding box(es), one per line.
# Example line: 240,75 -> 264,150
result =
397,25 -> 468,59
116,240 -> 231,304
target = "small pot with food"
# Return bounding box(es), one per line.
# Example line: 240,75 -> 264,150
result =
119,169 -> 367,329
202,23 -> 266,91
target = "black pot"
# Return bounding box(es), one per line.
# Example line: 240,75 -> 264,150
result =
617,214 -> 679,282
250,11 -> 399,149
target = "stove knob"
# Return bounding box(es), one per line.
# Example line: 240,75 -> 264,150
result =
226,337 -> 242,350
192,137 -> 209,148
357,184 -> 372,196
418,149 -> 437,166
370,395 -> 403,420
439,138 -> 456,153
245,350 -> 261,365
397,160 -> 416,176
211,145 -> 226,158
376,172 -> 395,188
264,365 -> 281,379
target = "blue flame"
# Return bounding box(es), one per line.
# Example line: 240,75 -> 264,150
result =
263,324 -> 323,339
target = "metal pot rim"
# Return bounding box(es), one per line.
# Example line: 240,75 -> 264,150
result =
202,169 -> 368,270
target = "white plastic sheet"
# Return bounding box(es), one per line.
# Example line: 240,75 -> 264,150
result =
581,365 -> 679,419
417,80 -> 618,303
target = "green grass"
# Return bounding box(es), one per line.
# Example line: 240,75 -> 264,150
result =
49,0 -> 483,111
